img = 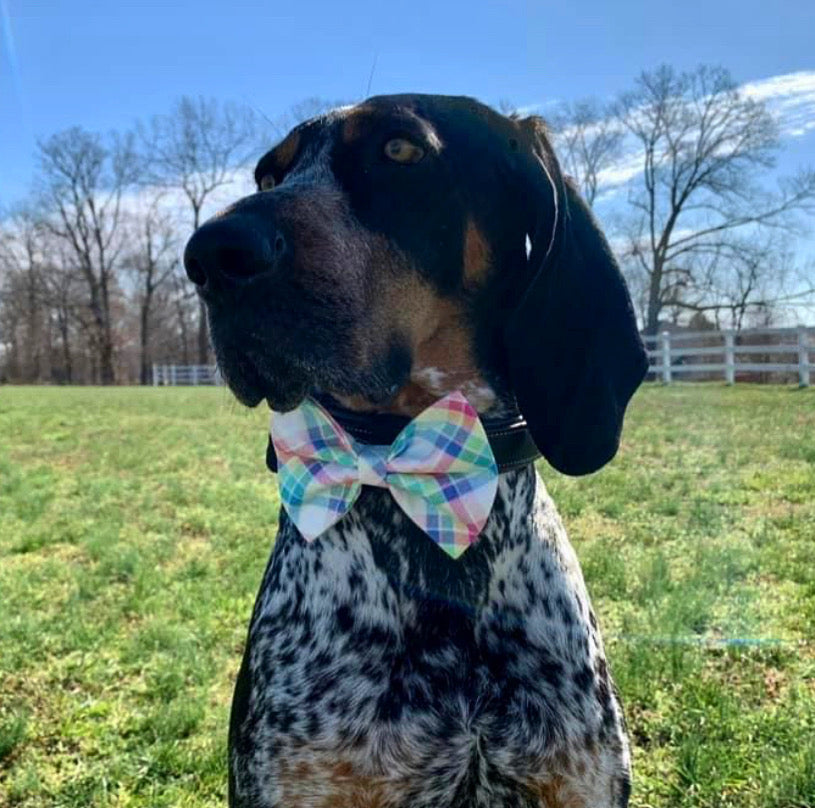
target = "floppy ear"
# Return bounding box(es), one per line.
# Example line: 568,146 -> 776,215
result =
504,120 -> 648,476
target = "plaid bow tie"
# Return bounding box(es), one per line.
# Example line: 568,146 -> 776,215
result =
270,391 -> 499,558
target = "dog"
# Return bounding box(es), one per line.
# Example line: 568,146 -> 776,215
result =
183,94 -> 647,808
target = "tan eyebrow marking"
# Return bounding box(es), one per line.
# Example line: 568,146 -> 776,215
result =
341,106 -> 376,144
341,103 -> 444,154
272,130 -> 301,173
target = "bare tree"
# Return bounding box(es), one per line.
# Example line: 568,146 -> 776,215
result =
0,228 -> 26,381
0,209 -> 90,384
615,65 -> 815,334
653,232 -> 811,329
0,208 -> 49,381
40,244 -> 83,383
549,99 -> 624,207
138,97 -> 258,364
35,127 -> 136,383
168,272 -> 197,365
123,199 -> 180,384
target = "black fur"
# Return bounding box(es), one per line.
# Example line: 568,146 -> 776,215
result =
505,121 -> 647,475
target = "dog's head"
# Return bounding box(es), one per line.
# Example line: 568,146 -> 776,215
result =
183,94 -> 647,475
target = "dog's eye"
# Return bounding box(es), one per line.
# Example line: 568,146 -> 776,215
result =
259,174 -> 276,192
384,138 -> 425,165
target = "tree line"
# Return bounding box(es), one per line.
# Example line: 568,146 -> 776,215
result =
1,66 -> 813,385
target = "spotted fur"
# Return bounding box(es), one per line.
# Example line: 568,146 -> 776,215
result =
229,467 -> 631,807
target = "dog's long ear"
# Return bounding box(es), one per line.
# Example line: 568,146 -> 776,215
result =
504,118 -> 648,476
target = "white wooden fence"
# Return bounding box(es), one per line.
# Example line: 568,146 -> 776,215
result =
153,326 -> 814,388
152,364 -> 223,386
644,325 -> 812,386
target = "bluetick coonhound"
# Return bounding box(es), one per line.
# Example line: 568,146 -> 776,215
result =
183,94 -> 647,808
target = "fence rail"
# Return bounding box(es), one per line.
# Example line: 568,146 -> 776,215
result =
152,365 -> 222,386
643,325 -> 812,386
154,325 -> 814,389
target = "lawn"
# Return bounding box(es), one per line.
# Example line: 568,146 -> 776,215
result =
1,384 -> 814,808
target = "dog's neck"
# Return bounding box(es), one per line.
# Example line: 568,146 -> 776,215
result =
330,371 -> 503,419
274,463 -> 541,610
266,389 -> 543,606
264,393 -> 540,474
327,364 -> 519,422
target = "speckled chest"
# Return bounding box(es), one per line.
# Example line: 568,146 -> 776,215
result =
228,467 -> 630,808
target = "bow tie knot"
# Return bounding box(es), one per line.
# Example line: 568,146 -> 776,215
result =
357,445 -> 390,488
270,392 -> 499,558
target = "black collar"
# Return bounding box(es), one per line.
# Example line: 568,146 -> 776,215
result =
265,394 -> 541,474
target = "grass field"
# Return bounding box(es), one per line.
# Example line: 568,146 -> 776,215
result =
1,384 -> 814,808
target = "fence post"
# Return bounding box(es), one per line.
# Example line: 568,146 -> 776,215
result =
171,365 -> 177,386
799,326 -> 811,388
152,364 -> 158,386
661,331 -> 672,384
724,331 -> 735,385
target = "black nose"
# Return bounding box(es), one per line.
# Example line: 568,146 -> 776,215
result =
183,214 -> 288,288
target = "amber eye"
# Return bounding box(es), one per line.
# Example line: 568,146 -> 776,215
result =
384,138 -> 425,165
259,174 -> 276,191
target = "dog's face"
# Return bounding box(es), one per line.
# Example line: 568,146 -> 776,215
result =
184,94 -> 648,475
185,95 -> 528,415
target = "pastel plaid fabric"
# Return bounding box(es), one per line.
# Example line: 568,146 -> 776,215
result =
270,392 -> 499,559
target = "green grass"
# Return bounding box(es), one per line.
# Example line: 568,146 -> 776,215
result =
1,384 -> 814,807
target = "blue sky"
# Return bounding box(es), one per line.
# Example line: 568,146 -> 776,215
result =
1,0 -> 814,208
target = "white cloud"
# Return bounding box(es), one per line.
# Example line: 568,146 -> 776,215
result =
566,70 -> 815,203
741,71 -> 815,138
115,169 -> 256,229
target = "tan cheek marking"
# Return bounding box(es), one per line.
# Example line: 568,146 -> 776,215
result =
321,247 -> 496,417
332,277 -> 497,417
384,278 -> 496,416
463,219 -> 491,286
